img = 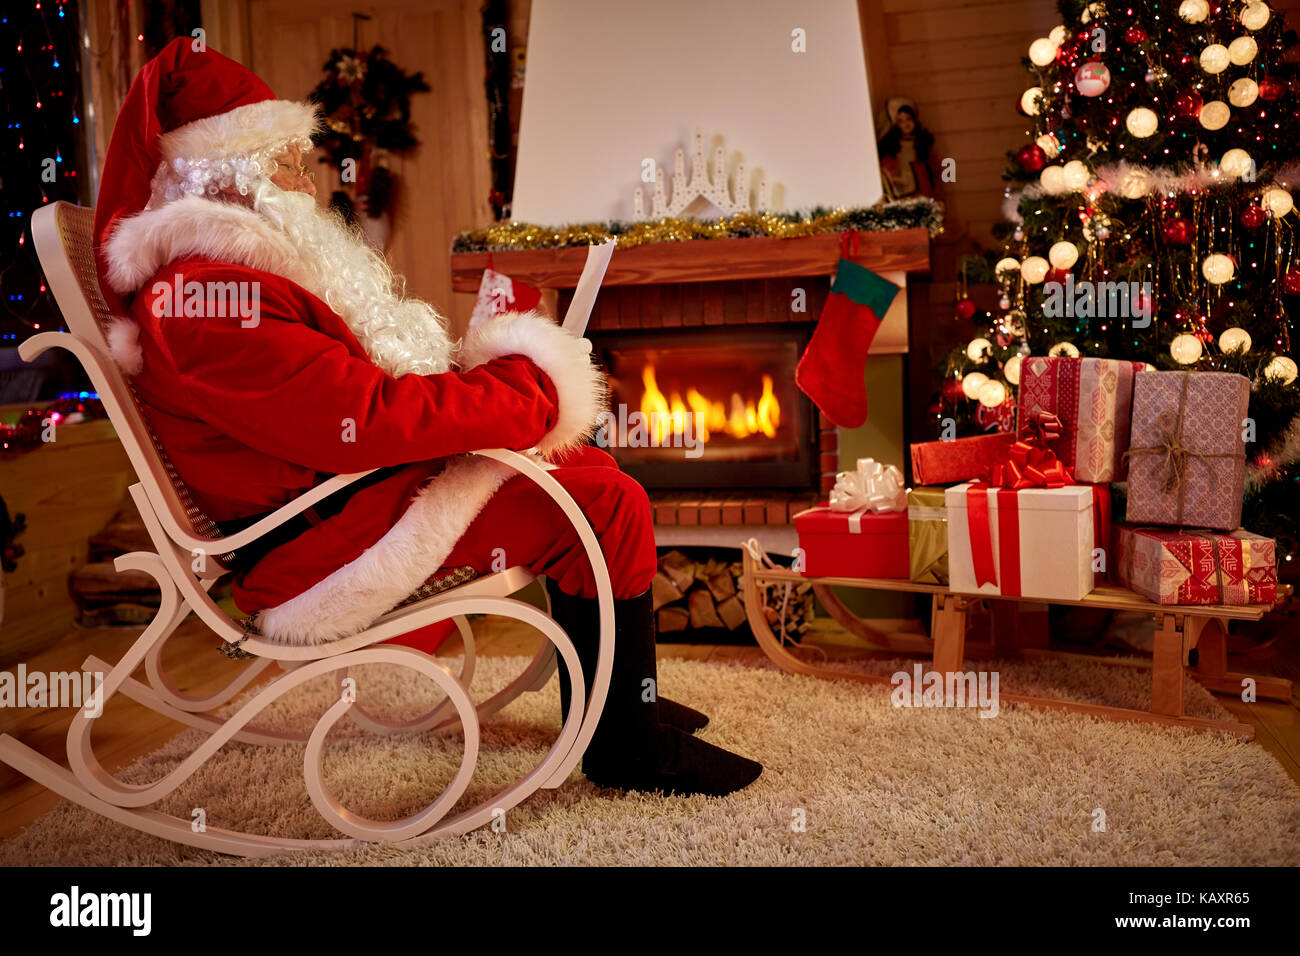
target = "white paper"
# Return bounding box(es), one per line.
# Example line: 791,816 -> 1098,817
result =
561,239 -> 616,337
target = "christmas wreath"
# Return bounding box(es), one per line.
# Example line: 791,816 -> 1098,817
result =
308,45 -> 430,224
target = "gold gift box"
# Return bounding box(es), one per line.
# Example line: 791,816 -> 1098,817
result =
907,486 -> 949,585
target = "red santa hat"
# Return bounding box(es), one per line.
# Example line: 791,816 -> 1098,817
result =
93,38 -> 318,315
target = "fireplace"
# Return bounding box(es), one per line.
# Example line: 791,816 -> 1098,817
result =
592,325 -> 816,489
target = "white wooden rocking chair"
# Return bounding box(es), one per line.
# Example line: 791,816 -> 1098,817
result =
0,201 -> 615,856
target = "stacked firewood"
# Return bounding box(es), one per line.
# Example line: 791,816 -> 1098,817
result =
69,506 -> 161,626
652,548 -> 814,638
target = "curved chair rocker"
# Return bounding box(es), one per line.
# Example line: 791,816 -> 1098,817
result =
0,202 -> 615,857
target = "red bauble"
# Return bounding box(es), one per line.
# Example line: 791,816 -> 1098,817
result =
1172,90 -> 1203,118
1016,144 -> 1048,173
1162,217 -> 1193,245
1124,26 -> 1147,44
955,298 -> 977,320
1283,270 -> 1300,295
941,378 -> 966,403
1259,77 -> 1286,102
1046,267 -> 1071,286
1133,290 -> 1154,317
1241,205 -> 1268,229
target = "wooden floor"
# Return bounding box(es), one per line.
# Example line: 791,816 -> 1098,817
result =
2,609 -> 1298,844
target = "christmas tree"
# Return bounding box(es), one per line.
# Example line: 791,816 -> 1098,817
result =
937,0 -> 1300,563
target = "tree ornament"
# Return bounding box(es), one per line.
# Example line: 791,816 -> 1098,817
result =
1240,2 -> 1271,31
1229,78 -> 1259,107
1049,25 -> 1068,45
1080,2 -> 1107,24
995,257 -> 1021,277
1049,241 -> 1080,269
1124,25 -> 1148,44
1029,37 -> 1059,67
977,379 -> 1009,408
1020,87 -> 1045,115
955,298 -> 977,320
1282,269 -> 1300,295
1040,165 -> 1067,194
1219,327 -> 1253,353
1162,217 -> 1193,245
1021,256 -> 1050,284
1049,341 -> 1081,358
1170,332 -> 1204,364
961,371 -> 990,399
1117,167 -> 1153,198
1220,148 -> 1254,178
1173,90 -> 1204,118
1074,62 -> 1111,97
1126,107 -> 1159,137
1200,45 -> 1231,74
1004,309 -> 1027,335
1262,188 -> 1295,218
1017,143 -> 1048,173
1199,100 -> 1231,130
1180,0 -> 1210,22
1003,354 -> 1024,386
1264,355 -> 1298,384
1062,160 -> 1090,190
1202,253 -> 1236,284
1228,36 -> 1259,65
967,337 -> 993,361
942,377 -> 967,403
1258,77 -> 1286,101
1036,133 -> 1062,159
1241,204 -> 1268,228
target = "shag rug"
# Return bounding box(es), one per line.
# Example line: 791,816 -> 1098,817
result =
3,652 -> 1299,866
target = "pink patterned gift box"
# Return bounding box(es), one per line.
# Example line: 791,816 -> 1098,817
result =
1112,523 -> 1277,605
1016,356 -> 1147,482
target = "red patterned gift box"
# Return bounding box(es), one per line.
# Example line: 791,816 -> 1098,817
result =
1016,356 -> 1147,482
1112,524 -> 1276,605
1126,371 -> 1249,531
794,506 -> 909,578
909,433 -> 1015,486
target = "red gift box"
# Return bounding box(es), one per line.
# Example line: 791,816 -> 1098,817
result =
1112,523 -> 1277,606
909,433 -> 1015,486
793,504 -> 909,578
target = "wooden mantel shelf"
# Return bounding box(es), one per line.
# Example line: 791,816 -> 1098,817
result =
450,227 -> 931,293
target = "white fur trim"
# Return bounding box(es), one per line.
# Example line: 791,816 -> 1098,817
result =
106,318 -> 144,375
102,196 -> 301,295
458,311 -> 608,457
160,99 -> 318,166
257,456 -> 513,645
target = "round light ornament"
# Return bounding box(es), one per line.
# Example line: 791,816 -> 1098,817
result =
961,372 -> 990,400
1219,327 -> 1253,353
966,337 -> 993,361
1003,354 -> 1024,386
1040,164 -> 1067,195
1049,241 -> 1080,269
1080,2 -> 1106,24
1261,187 -> 1295,217
978,379 -> 1009,408
1200,44 -> 1230,74
1021,87 -> 1045,115
1202,253 -> 1236,284
1180,0 -> 1209,22
1126,107 -> 1158,137
995,256 -> 1021,277
1170,332 -> 1204,364
1049,25 -> 1068,45
1198,100 -> 1231,130
1264,355 -> 1298,385
1240,2 -> 1271,31
1021,256 -> 1051,284
1228,77 -> 1259,107
1036,133 -> 1062,159
1228,36 -> 1258,65
1049,341 -> 1081,358
1029,37 -> 1059,67
1220,148 -> 1253,178
1062,159 -> 1091,190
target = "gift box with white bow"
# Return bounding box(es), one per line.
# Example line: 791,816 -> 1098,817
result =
793,459 -> 909,579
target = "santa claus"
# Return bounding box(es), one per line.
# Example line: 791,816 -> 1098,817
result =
92,39 -> 760,797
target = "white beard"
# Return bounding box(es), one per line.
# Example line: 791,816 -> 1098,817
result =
250,184 -> 457,378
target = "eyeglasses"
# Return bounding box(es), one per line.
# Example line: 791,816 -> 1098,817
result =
274,160 -> 315,182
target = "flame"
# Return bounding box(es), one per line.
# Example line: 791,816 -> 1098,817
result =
639,365 -> 779,443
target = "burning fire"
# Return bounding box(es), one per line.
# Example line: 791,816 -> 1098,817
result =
640,365 -> 780,443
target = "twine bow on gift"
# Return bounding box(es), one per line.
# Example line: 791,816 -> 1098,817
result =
986,411 -> 1074,489
829,458 -> 906,530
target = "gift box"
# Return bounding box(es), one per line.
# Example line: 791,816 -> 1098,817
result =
907,486 -> 949,585
909,432 -> 1015,485
1016,356 -> 1147,482
1112,523 -> 1277,606
794,506 -> 909,578
946,482 -> 1098,601
1125,371 -> 1249,530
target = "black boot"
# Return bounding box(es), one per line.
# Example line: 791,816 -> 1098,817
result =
546,582 -> 708,733
544,582 -> 763,797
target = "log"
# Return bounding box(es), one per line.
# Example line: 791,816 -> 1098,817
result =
659,550 -> 695,591
705,570 -> 737,603
716,595 -> 748,630
687,586 -> 725,629
651,571 -> 683,611
657,606 -> 690,632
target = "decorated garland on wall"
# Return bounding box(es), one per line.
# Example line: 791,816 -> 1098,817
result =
451,197 -> 944,253
0,394 -> 105,459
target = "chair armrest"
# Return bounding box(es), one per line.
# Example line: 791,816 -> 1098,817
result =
207,469 -> 379,552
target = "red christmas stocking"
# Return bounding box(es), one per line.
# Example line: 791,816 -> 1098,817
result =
795,243 -> 901,428
469,263 -> 544,329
